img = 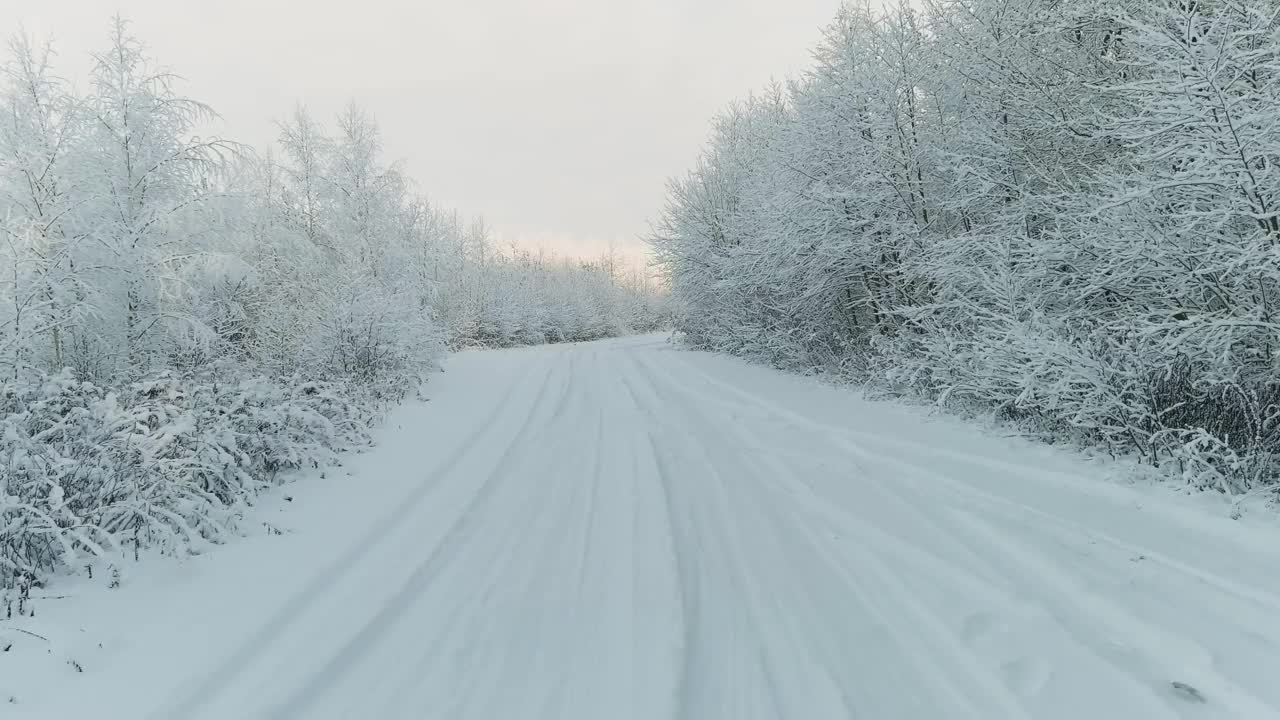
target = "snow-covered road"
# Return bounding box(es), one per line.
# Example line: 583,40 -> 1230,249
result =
10,335 -> 1280,719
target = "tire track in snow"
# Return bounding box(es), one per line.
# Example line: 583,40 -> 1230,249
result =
636,353 -> 843,717
153,356 -> 555,720
380,405 -> 582,720
264,354 -> 571,719
357,350 -> 591,720
637,425 -> 695,719
630,351 -> 873,718
630,350 -> 1029,719
635,346 -> 1265,718
815,414 -> 1266,714
656,345 -> 1280,716
950,507 -> 1276,718
368,372 -> 586,719
114,336 -> 1280,720
660,348 -> 1198,712
535,367 -> 609,720
625,354 -> 747,719
660,348 -> 1280,615
617,367 -> 688,720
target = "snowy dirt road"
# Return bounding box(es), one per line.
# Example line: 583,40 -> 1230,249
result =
9,335 -> 1280,719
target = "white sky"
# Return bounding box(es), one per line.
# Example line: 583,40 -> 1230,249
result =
4,0 -> 849,263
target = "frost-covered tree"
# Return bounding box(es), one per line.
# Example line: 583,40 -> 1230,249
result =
0,18 -> 666,585
653,0 -> 1280,496
80,16 -> 239,376
0,34 -> 84,384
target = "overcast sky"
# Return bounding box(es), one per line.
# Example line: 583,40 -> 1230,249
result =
5,0 -> 848,262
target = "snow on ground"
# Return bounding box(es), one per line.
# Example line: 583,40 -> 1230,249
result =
3,334 -> 1279,719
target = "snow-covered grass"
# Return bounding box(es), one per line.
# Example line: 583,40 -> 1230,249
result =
0,368 -> 399,593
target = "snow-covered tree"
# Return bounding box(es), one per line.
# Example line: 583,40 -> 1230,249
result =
0,34 -> 84,384
653,0 -> 1280,495
0,17 -> 666,586
80,16 -> 239,375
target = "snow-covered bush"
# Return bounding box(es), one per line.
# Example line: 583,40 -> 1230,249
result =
0,368 -> 386,586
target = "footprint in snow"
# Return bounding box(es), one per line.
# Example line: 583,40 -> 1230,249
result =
1170,681 -> 1206,704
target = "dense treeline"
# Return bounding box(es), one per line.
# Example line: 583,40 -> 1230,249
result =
653,0 -> 1280,498
0,19 -> 664,586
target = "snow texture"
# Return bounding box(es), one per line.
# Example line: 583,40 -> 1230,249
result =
3,335 -> 1278,719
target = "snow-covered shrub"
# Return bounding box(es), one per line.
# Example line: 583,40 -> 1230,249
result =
0,368 -> 387,587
